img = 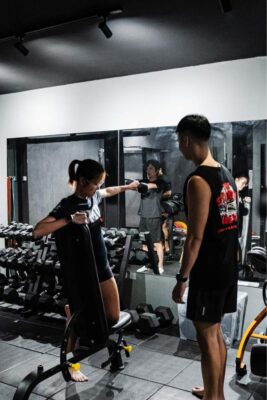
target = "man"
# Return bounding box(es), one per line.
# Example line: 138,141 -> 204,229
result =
137,159 -> 170,274
234,173 -> 251,237
172,115 -> 238,400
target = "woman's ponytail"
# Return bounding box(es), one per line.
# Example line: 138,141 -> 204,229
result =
68,159 -> 80,185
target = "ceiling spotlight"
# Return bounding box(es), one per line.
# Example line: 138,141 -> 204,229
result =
14,36 -> 29,56
109,8 -> 123,15
98,17 -> 112,39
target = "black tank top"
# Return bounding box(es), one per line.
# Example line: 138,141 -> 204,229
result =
183,165 -> 239,289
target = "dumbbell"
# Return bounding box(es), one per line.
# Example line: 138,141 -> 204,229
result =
137,304 -> 174,333
106,227 -> 118,236
0,224 -> 6,236
136,303 -> 154,314
135,250 -> 150,265
0,273 -> 8,286
3,286 -> 20,303
6,250 -> 23,269
55,298 -> 68,316
21,231 -> 34,241
138,232 -> 146,242
33,258 -> 45,272
43,258 -> 56,273
105,230 -> 117,238
110,258 -> 121,274
155,306 -> 174,327
37,291 -> 55,312
24,292 -> 40,311
124,309 -> 140,328
138,313 -> 160,335
1,225 -> 17,238
128,250 -> 136,264
24,254 -> 38,271
53,292 -> 68,315
124,304 -> 153,330
117,230 -> 127,239
119,228 -> 129,234
54,261 -> 61,274
104,236 -> 120,248
128,229 -> 139,239
0,248 -> 18,268
137,182 -> 149,194
136,303 -> 160,335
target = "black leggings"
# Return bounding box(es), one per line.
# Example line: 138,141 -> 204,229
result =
89,222 -> 113,282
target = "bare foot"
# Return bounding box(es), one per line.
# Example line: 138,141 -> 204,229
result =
192,386 -> 204,399
64,306 -> 88,382
68,363 -> 88,382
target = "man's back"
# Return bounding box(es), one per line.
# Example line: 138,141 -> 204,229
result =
183,164 -> 238,289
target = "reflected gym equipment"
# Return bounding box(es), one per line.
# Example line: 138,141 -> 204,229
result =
236,280 -> 267,378
246,246 -> 266,275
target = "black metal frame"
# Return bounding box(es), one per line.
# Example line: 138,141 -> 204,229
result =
116,234 -> 132,309
13,224 -> 132,400
260,143 -> 266,246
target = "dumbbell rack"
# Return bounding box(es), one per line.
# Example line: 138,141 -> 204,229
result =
0,223 -> 67,320
103,227 -> 159,274
0,223 -> 135,320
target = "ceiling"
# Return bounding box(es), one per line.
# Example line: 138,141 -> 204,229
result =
0,0 -> 266,95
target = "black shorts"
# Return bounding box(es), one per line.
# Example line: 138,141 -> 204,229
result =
186,284 -> 237,323
89,222 -> 113,282
139,217 -> 162,243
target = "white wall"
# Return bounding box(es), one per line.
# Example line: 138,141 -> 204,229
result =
0,56 -> 266,224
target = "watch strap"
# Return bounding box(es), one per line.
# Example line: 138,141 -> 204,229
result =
176,273 -> 188,283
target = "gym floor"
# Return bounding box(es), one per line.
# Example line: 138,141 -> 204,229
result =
129,258 -> 179,276
0,308 -> 265,399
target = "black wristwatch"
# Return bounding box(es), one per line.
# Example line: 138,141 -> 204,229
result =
176,273 -> 188,283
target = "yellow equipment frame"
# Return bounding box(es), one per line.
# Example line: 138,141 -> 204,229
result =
236,280 -> 267,376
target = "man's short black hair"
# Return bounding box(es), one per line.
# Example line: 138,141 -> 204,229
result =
234,172 -> 249,183
176,114 -> 211,141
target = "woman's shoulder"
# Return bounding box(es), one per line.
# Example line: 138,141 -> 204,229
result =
49,194 -> 78,218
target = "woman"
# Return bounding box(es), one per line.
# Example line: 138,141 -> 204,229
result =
33,159 -> 139,381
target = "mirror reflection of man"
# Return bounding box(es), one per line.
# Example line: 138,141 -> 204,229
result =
172,115 -> 239,400
234,174 -> 251,237
137,160 -> 170,274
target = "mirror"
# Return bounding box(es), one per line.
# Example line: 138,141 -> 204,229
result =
121,120 -> 266,282
6,119 -> 266,282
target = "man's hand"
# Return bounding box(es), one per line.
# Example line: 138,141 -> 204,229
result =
71,212 -> 88,224
172,282 -> 186,304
